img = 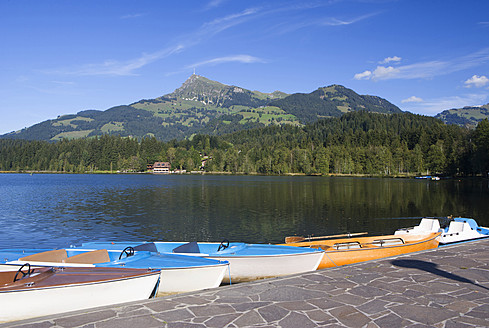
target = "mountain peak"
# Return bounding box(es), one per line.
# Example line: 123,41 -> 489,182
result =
171,74 -> 229,100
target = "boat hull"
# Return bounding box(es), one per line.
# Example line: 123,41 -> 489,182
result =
157,263 -> 227,294
0,267 -> 159,323
283,232 -> 440,269
209,252 -> 324,283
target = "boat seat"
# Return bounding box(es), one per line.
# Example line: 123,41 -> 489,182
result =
416,219 -> 440,232
371,238 -> 404,247
19,249 -> 68,262
454,218 -> 478,230
333,242 -> 361,250
172,241 -> 201,254
447,221 -> 465,234
134,243 -> 158,253
63,249 -> 110,264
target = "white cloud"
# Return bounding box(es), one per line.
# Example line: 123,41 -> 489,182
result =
186,55 -> 265,69
205,0 -> 227,10
355,65 -> 401,80
321,13 -> 379,26
202,8 -> 259,34
354,48 -> 489,81
54,45 -> 185,76
372,66 -> 400,80
401,96 -> 423,103
379,56 -> 402,64
464,75 -> 489,88
401,93 -> 488,116
120,13 -> 145,19
354,70 -> 372,80
44,7 -> 262,77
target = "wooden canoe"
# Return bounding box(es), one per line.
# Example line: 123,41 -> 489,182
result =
0,266 -> 160,323
281,232 -> 441,270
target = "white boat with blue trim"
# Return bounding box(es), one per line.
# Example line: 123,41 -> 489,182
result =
80,240 -> 325,283
1,247 -> 228,295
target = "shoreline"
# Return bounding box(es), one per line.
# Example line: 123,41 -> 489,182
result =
5,238 -> 488,327
1,170 -> 486,179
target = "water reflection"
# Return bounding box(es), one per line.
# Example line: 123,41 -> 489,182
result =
0,174 -> 487,248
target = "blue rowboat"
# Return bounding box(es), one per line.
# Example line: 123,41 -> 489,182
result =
1,247 -> 228,295
80,241 -> 325,283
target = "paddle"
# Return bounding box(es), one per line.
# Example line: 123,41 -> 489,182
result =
285,232 -> 368,243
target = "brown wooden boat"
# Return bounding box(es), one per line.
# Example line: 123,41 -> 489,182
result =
281,232 -> 441,269
0,265 -> 160,322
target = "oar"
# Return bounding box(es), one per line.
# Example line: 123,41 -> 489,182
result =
285,232 -> 368,244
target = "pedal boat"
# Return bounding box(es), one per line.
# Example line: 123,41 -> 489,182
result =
395,217 -> 489,245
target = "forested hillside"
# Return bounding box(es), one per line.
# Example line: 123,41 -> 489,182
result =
1,75 -> 402,142
435,103 -> 489,127
1,112 -> 488,176
270,85 -> 401,123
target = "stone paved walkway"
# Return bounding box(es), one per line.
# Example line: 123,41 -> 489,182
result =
3,239 -> 489,328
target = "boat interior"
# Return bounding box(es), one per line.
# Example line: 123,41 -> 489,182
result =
19,249 -> 112,264
311,237 -> 406,250
0,266 -> 52,288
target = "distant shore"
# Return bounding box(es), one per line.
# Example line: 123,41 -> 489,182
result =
0,170 -> 475,179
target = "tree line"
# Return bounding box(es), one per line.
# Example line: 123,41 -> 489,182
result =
0,111 -> 488,176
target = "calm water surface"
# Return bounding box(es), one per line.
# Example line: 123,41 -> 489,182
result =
1,173 -> 488,249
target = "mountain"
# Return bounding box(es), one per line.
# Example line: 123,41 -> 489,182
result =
1,75 -> 402,141
270,84 -> 402,123
435,104 -> 489,128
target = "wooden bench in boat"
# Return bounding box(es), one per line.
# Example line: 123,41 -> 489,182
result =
19,249 -> 68,262
370,238 -> 404,247
311,237 -> 406,251
19,249 -> 110,264
63,249 -> 110,264
333,242 -> 362,250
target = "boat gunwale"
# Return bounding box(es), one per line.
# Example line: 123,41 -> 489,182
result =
0,268 -> 160,293
4,248 -> 231,270
6,260 -> 231,270
286,232 -> 441,253
79,243 -> 325,258
203,250 -> 325,259
107,262 -> 230,270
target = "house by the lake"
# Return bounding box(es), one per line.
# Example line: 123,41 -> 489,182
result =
152,162 -> 171,174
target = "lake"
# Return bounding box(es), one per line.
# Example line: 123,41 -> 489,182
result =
1,173 -> 488,249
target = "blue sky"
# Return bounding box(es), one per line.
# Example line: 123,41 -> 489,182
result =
1,0 -> 488,134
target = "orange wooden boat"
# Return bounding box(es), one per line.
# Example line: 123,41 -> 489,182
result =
281,232 -> 441,270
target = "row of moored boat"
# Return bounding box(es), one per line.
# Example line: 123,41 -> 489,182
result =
1,216 -> 487,322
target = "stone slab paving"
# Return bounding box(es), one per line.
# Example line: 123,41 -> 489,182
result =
3,239 -> 488,328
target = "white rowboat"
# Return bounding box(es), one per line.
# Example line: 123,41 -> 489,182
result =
0,266 -> 160,323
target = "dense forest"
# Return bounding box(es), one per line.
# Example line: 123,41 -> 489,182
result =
1,112 -> 488,176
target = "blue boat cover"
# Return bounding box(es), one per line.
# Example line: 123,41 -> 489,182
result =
173,241 -> 200,253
